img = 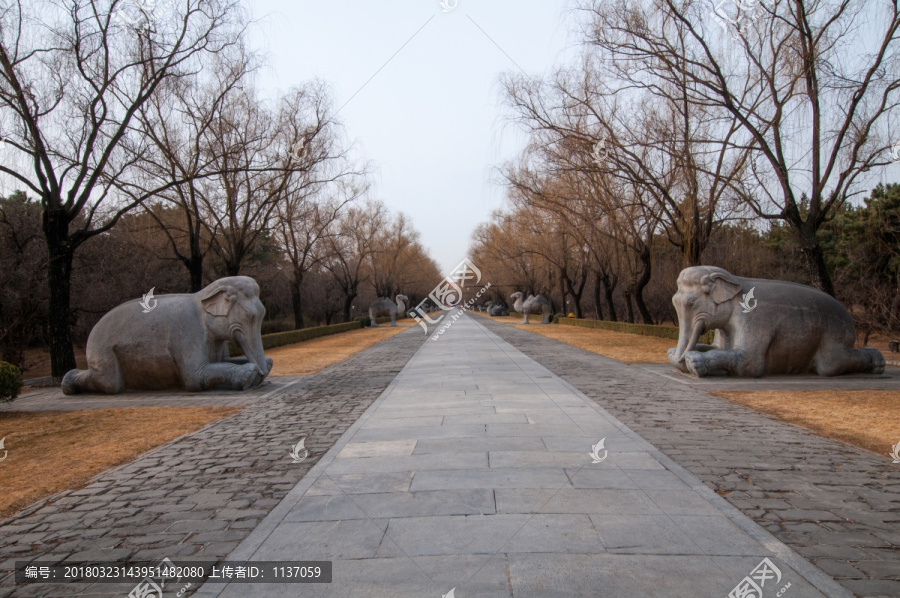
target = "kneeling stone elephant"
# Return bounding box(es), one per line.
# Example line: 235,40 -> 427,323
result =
669,266 -> 884,378
62,276 -> 273,394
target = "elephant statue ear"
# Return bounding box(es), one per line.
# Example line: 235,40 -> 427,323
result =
704,272 -> 743,304
200,286 -> 236,317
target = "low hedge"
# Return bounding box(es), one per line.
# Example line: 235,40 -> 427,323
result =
230,320 -> 361,354
229,315 -> 407,354
554,317 -> 715,344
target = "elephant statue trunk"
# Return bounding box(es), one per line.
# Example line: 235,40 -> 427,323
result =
672,314 -> 710,366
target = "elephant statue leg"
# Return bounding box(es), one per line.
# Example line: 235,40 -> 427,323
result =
225,356 -> 274,374
682,348 -> 758,378
187,362 -> 262,392
61,356 -> 125,395
815,346 -> 886,376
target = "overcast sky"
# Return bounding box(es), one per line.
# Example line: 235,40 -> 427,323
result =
246,0 -> 580,273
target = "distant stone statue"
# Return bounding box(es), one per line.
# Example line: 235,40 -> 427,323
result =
369,294 -> 408,327
510,292 -> 552,324
486,301 -> 509,317
61,276 -> 273,394
668,266 -> 885,377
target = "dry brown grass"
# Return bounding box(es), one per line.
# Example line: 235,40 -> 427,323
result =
511,324 -> 672,364
267,325 -> 409,376
713,390 -> 900,457
0,407 -> 241,520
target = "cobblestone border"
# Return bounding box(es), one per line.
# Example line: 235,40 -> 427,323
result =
478,318 -> 900,598
0,329 -> 424,597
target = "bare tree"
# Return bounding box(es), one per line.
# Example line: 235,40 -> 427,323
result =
129,47 -> 255,291
324,200 -> 386,322
0,0 -> 244,378
585,0 -> 900,294
271,84 -> 367,329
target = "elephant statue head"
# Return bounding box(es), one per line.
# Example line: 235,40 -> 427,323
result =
670,266 -> 742,366
199,277 -> 268,377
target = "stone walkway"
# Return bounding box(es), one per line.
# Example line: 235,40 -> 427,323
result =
0,330 -> 425,597
479,317 -> 900,598
198,313 -> 850,598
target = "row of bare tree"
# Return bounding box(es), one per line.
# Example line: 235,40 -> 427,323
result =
470,0 -> 900,329
0,1 -> 440,378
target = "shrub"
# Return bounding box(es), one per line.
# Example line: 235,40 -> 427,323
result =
356,316 -> 371,328
0,361 -> 23,403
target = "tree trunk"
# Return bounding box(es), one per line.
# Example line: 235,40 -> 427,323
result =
592,272 -> 605,320
343,289 -> 357,322
291,271 -> 305,329
44,208 -> 77,381
188,253 -> 204,292
623,290 -> 635,323
603,273 -> 618,322
796,224 -> 835,296
633,246 -> 654,325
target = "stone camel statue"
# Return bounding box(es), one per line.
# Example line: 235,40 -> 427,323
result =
485,301 -> 509,317
61,276 -> 273,394
369,294 -> 408,327
510,292 -> 552,324
668,266 -> 885,378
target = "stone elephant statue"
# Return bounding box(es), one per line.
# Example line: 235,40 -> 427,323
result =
668,266 -> 885,378
61,276 -> 274,394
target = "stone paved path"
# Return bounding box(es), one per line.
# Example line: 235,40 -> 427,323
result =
0,329 -> 425,597
198,313 -> 851,598
479,316 -> 900,598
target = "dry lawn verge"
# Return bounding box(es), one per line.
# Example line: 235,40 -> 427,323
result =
267,325 -> 409,376
511,323 -> 672,364
713,390 -> 900,457
0,406 -> 241,520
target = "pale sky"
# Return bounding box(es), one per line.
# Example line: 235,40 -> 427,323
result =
246,0 -> 579,273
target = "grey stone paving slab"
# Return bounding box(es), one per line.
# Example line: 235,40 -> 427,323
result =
480,315 -> 899,598
199,313 -> 850,598
0,329 -> 425,597
284,489 -> 496,521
